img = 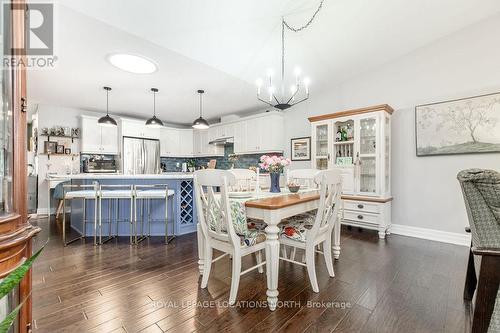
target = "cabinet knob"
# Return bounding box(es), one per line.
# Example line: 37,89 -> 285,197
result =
357,215 -> 364,220
357,204 -> 364,209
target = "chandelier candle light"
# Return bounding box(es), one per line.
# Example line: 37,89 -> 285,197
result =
256,0 -> 324,110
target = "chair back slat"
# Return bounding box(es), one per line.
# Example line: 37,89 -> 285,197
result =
228,168 -> 258,192
194,170 -> 240,246
309,170 -> 342,237
287,168 -> 321,188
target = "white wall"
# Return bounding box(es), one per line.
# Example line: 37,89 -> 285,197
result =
283,14 -> 500,235
35,105 -> 104,214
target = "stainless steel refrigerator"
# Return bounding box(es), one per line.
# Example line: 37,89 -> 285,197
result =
122,137 -> 160,174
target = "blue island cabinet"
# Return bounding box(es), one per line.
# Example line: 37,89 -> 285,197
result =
68,175 -> 197,237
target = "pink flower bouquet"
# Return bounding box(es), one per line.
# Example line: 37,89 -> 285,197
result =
259,155 -> 291,173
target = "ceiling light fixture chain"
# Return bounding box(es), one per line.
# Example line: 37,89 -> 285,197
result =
282,0 -> 325,32
256,0 -> 325,111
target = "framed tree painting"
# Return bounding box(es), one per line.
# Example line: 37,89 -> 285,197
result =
415,92 -> 500,156
291,137 -> 311,161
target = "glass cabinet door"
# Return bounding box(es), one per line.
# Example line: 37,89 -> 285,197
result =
1,13 -> 14,216
314,123 -> 329,170
357,116 -> 378,194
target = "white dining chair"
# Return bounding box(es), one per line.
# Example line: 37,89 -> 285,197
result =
282,168 -> 321,258
279,169 -> 342,292
286,168 -> 320,188
194,169 -> 266,305
228,168 -> 259,192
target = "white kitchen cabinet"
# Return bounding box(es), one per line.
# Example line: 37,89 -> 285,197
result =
235,113 -> 284,154
233,121 -> 247,154
80,115 -> 119,154
179,129 -> 194,156
192,129 -> 222,156
309,105 -> 393,239
160,127 -> 180,157
121,119 -> 160,140
193,130 -> 202,155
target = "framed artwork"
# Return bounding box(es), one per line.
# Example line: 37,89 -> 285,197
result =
64,148 -> 71,155
44,141 -> 57,154
290,137 -> 311,161
56,145 -> 65,154
415,92 -> 500,156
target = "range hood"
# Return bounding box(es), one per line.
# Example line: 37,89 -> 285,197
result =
209,136 -> 234,145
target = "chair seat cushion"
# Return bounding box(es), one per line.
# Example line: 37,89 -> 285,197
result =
280,219 -> 314,242
100,190 -> 134,198
247,218 -> 267,231
136,189 -> 175,198
65,190 -> 97,199
239,229 -> 266,247
282,210 -> 317,225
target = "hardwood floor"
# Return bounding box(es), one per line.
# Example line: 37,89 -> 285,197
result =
30,217 -> 472,333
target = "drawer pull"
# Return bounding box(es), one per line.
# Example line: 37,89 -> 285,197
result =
357,215 -> 364,220
357,204 -> 364,209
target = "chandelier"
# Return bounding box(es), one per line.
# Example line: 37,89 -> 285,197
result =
256,0 -> 324,110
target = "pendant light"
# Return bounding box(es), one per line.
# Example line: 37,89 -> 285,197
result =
98,86 -> 117,127
192,89 -> 209,129
145,88 -> 164,128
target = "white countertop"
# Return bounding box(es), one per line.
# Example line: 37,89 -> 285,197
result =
47,173 -> 194,180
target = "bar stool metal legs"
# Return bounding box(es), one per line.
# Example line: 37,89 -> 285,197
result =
98,185 -> 135,245
134,185 -> 175,245
62,182 -> 99,246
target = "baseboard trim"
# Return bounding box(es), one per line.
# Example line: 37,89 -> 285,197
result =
390,224 -> 471,247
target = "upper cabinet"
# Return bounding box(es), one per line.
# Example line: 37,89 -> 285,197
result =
234,112 -> 284,154
81,115 -> 119,154
121,118 -> 160,140
160,128 -> 195,157
160,127 -> 180,157
160,112 -> 284,158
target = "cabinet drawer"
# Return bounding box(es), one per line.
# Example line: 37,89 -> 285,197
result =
343,200 -> 380,213
343,211 -> 379,225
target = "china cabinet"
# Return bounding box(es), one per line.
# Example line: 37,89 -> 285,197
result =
0,1 -> 41,331
309,104 -> 393,238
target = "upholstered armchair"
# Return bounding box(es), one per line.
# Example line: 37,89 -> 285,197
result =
457,169 -> 500,333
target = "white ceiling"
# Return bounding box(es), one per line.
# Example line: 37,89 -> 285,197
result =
29,0 -> 500,125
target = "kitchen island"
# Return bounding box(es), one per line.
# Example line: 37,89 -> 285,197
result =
50,173 -> 196,237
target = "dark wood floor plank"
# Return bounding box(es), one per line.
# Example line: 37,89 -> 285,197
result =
30,219 -> 472,333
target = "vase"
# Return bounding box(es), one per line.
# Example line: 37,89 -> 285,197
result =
270,172 -> 281,193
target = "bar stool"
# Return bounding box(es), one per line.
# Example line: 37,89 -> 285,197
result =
134,184 -> 175,244
62,182 -> 99,246
98,184 -> 135,245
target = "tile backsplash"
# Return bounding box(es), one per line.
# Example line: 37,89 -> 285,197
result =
161,144 -> 282,172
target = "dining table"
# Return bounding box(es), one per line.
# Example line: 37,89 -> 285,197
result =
196,188 -> 342,311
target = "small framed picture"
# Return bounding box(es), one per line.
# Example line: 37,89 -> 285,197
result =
44,141 -> 57,154
56,145 -> 65,154
291,137 -> 311,161
64,148 -> 71,155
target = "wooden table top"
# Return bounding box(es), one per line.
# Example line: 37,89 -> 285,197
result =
245,191 -> 320,210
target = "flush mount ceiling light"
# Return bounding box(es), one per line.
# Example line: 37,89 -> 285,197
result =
146,88 -> 164,128
98,86 -> 117,127
107,53 -> 158,74
256,0 -> 324,110
192,90 -> 209,129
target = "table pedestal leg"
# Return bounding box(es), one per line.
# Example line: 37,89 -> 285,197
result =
197,224 -> 205,275
333,215 -> 341,260
264,212 -> 280,311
